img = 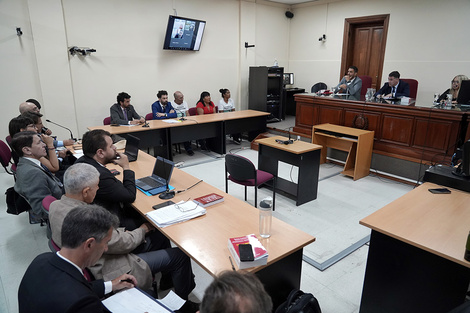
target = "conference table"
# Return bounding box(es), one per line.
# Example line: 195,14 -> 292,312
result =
113,151 -> 315,308
359,182 -> 470,313
88,110 -> 269,160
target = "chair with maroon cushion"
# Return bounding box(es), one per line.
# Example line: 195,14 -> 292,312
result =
145,112 -> 153,120
0,139 -> 15,175
359,75 -> 372,96
42,195 -> 57,240
103,116 -> 111,125
401,78 -> 418,99
225,154 -> 276,210
188,107 -> 198,116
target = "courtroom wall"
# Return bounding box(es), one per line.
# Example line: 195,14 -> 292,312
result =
289,0 -> 470,105
0,0 -> 288,140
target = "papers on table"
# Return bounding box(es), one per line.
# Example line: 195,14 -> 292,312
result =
146,200 -> 206,227
102,288 -> 185,313
72,149 -> 84,159
161,119 -> 181,124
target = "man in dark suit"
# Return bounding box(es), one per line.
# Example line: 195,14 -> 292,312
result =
110,92 -> 145,125
18,205 -> 137,313
11,131 -> 64,221
375,71 -> 410,98
75,129 -> 141,230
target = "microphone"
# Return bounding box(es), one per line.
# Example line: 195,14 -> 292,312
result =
159,158 -> 175,200
142,118 -> 149,128
45,119 -> 76,141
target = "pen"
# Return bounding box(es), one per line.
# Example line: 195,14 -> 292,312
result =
229,256 -> 236,271
120,278 -> 133,283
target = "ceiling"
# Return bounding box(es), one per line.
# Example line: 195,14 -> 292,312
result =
265,0 -> 319,3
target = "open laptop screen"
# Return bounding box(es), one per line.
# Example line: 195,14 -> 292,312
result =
154,156 -> 174,181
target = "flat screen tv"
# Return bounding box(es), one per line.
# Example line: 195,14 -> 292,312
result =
163,15 -> 206,51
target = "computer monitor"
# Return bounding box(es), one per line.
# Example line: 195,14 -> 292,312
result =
283,73 -> 294,85
456,80 -> 470,105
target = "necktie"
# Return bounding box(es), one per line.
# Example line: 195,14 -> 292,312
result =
123,108 -> 128,121
392,86 -> 396,96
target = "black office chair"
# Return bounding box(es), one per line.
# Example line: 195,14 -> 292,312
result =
311,82 -> 327,93
225,154 -> 276,210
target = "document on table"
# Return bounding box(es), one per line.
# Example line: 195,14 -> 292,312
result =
161,119 -> 181,124
102,288 -> 173,312
146,200 -> 206,227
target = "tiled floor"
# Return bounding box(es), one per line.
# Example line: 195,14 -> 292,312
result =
0,135 -> 413,313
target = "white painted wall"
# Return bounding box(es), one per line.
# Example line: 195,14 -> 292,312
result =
289,0 -> 470,104
2,0 -> 468,142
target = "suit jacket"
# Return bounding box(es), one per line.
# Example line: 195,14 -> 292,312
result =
18,252 -> 108,313
14,157 -> 64,219
49,196 -> 153,290
110,103 -> 142,125
151,100 -> 178,119
335,76 -> 363,99
75,155 -> 136,219
376,80 -> 410,98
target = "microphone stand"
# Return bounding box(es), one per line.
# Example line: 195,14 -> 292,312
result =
45,119 -> 76,141
159,158 -> 175,200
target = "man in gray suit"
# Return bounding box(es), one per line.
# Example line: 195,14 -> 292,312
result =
334,65 -> 363,99
110,92 -> 145,125
49,163 -> 197,305
11,131 -> 64,220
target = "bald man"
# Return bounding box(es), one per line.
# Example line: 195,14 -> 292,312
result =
19,102 -> 40,115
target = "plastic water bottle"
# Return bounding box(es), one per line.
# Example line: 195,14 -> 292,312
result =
259,197 -> 273,238
273,59 -> 279,67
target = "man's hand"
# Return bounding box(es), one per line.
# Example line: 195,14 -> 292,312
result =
139,117 -> 145,123
139,223 -> 155,234
169,109 -> 175,114
156,112 -> 166,117
63,139 -> 75,146
130,120 -> 140,125
44,128 -> 53,136
113,151 -> 130,170
111,274 -> 137,292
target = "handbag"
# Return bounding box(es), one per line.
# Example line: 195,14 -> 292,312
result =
275,289 -> 322,313
5,187 -> 31,215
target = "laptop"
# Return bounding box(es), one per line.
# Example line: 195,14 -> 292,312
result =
123,135 -> 140,162
135,156 -> 174,191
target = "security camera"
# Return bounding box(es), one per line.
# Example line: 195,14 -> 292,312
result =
318,34 -> 326,42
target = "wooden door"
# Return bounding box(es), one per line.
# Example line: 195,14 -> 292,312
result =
341,15 -> 389,90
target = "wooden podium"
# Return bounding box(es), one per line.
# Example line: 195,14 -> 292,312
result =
312,123 -> 374,180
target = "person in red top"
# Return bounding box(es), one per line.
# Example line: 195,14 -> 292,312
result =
196,91 -> 215,115
195,91 -> 215,150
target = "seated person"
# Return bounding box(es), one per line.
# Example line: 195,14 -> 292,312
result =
334,66 -> 362,99
152,90 -> 177,119
75,129 -> 141,230
8,115 -> 37,164
218,88 -> 241,144
173,91 -> 194,156
200,271 -> 272,313
49,163 -> 197,301
196,91 -> 216,150
18,205 -> 137,313
11,131 -> 64,220
22,110 -> 75,148
110,92 -> 145,125
18,101 -> 40,115
375,71 -> 410,98
437,74 -> 469,103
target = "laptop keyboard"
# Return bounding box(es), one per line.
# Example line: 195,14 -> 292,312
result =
138,176 -> 164,189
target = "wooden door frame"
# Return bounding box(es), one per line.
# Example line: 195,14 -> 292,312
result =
340,14 -> 390,83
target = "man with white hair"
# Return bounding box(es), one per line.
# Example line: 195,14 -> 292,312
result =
49,163 -> 197,307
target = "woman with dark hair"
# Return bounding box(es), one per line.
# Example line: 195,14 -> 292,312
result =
196,91 -> 215,115
218,88 -> 241,144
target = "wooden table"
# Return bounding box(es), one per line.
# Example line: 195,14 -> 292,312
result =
255,136 -> 322,206
115,151 -> 315,308
293,94 -> 469,162
312,123 -> 374,180
359,182 -> 470,313
88,110 -> 269,160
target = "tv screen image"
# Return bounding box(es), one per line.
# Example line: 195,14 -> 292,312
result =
163,15 -> 206,51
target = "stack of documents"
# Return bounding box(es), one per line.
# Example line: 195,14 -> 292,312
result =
146,201 -> 206,227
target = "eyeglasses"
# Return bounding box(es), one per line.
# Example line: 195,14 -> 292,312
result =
175,199 -> 199,212
452,80 -> 459,84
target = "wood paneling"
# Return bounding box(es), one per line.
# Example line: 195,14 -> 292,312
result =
293,94 -> 469,162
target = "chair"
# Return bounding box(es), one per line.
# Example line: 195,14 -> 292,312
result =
42,195 -> 57,240
311,82 -> 327,93
188,107 -> 198,116
359,75 -> 372,96
145,112 -> 153,120
103,116 -> 111,125
0,140 -> 15,175
225,154 -> 276,210
401,78 -> 418,99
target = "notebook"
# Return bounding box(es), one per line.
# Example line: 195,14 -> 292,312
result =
123,134 -> 140,162
135,156 -> 174,192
